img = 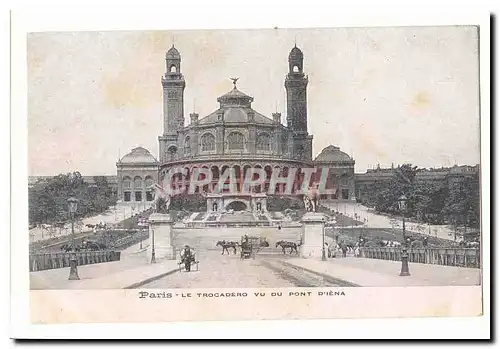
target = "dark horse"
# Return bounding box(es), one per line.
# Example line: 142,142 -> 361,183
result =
345,243 -> 356,253
60,244 -> 80,252
80,240 -> 106,251
275,240 -> 300,254
216,240 -> 239,255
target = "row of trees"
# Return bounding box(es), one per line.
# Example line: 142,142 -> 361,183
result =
267,196 -> 304,211
367,164 -> 480,228
29,172 -> 117,225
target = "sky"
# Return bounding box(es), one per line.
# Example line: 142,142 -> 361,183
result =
27,26 -> 480,176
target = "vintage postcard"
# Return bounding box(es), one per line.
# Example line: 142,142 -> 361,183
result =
10,6 -> 490,339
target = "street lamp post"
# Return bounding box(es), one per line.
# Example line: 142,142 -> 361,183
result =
67,197 -> 80,280
151,228 -> 156,264
140,228 -> 143,250
398,195 -> 411,277
322,223 -> 327,261
138,218 -> 144,250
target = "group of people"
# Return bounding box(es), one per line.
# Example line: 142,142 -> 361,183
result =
458,240 -> 480,248
357,235 -> 434,249
325,235 -> 412,258
85,221 -> 109,232
325,240 -> 357,258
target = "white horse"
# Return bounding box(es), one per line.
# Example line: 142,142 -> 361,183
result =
327,241 -> 341,258
38,223 -> 57,239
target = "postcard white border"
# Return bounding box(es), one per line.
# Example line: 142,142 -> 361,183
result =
9,1 -> 491,340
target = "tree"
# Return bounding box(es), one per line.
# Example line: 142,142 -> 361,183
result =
374,164 -> 419,216
267,196 -> 304,211
169,194 -> 206,212
372,164 -> 458,225
411,180 -> 446,223
442,174 -> 480,230
425,185 -> 448,224
29,172 -> 117,225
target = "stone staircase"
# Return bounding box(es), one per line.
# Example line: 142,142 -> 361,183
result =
253,211 -> 271,223
185,211 -> 276,225
220,211 -> 255,223
203,212 -> 218,222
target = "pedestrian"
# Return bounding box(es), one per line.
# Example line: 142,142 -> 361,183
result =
327,242 -> 336,258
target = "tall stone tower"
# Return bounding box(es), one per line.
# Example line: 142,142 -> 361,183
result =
159,45 -> 186,163
285,44 -> 308,133
285,45 -> 312,162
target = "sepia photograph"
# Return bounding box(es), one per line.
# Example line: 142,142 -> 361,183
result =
9,6 -> 490,336
27,26 -> 481,289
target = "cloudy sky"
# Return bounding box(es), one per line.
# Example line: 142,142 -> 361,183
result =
27,26 -> 480,176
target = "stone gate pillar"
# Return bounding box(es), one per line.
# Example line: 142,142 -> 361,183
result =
300,212 -> 328,259
148,213 -> 175,261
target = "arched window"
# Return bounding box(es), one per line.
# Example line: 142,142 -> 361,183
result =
169,65 -> 177,73
122,176 -> 132,189
184,136 -> 191,155
201,133 -> 215,152
122,176 -> 132,202
145,176 -> 154,201
281,135 -> 288,154
167,145 -> 178,161
256,133 -> 271,151
133,177 -> 143,202
227,132 -> 245,150
134,176 -> 143,190
293,66 -> 299,73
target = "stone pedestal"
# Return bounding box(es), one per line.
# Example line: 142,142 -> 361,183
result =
300,212 -> 328,259
148,213 -> 175,261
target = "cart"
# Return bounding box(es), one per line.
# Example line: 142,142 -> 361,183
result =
240,236 -> 268,260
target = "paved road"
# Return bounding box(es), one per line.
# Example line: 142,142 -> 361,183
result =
144,250 -> 298,288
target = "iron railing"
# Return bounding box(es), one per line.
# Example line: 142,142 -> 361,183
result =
111,230 -> 149,250
359,247 -> 480,268
29,250 -> 121,272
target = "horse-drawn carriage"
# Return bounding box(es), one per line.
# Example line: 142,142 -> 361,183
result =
60,239 -> 106,252
240,235 -> 269,260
